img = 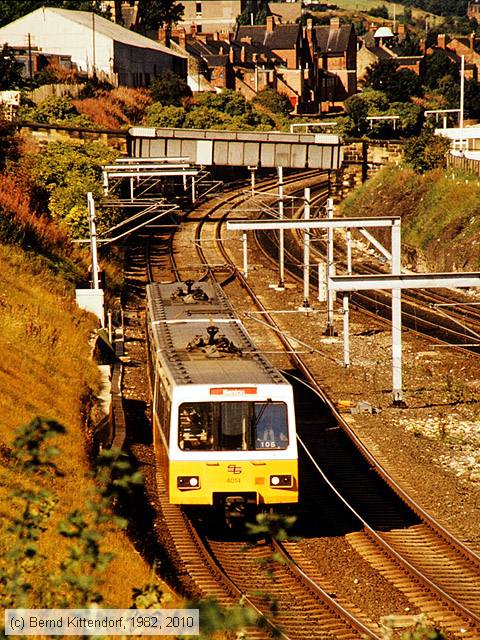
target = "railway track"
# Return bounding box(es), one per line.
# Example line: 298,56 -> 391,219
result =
122,171 -> 480,639
254,190 -> 480,356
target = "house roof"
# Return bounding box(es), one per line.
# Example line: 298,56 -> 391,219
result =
314,24 -> 352,53
236,23 -> 300,50
365,45 -> 394,60
185,35 -> 281,67
2,7 -> 186,58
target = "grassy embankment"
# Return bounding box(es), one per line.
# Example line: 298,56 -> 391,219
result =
0,173 -> 173,608
341,164 -> 480,271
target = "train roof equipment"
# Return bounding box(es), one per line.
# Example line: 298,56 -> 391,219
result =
146,280 -> 286,387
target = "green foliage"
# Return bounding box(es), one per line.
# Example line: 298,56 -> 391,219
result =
133,0 -> 184,31
0,419 -> 150,612
0,417 -> 63,608
21,139 -> 119,238
254,89 -> 292,115
0,43 -> 25,89
18,95 -> 94,127
345,89 -> 389,136
149,71 -> 191,106
247,511 -> 297,541
237,0 -> 269,25
381,615 -> 447,640
145,103 -> 186,127
190,597 -> 260,640
187,91 -> 274,130
403,131 -> 451,173
184,105 -> 232,129
0,117 -> 19,169
424,50 -> 459,90
12,417 -> 66,474
369,4 -> 388,18
364,59 -> 423,102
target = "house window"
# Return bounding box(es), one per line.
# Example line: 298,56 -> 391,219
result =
196,2 -> 202,12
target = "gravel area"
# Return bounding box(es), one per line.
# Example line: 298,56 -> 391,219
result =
118,213 -> 480,638
232,255 -> 480,552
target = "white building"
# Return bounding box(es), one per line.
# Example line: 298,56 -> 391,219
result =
0,7 -> 187,87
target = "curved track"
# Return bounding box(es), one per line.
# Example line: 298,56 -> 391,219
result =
128,172 -> 480,639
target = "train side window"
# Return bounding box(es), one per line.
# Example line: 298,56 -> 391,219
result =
156,378 -> 170,440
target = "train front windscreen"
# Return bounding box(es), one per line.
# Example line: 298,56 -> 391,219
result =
178,401 -> 289,451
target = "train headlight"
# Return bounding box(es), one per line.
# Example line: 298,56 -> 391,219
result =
177,475 -> 200,489
270,475 -> 292,487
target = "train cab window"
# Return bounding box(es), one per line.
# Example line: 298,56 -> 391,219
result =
254,403 -> 288,450
178,401 -> 288,451
178,404 -> 214,450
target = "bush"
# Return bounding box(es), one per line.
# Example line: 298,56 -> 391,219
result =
18,140 -> 119,238
403,131 -> 451,173
254,89 -> 292,115
144,103 -> 186,128
149,71 -> 191,106
18,95 -> 94,127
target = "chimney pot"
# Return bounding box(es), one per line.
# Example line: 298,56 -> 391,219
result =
266,16 -> 274,32
437,33 -> 446,49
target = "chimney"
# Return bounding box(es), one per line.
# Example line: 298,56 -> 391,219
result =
213,31 -> 219,40
240,45 -> 246,63
266,15 -> 274,32
229,46 -> 235,64
470,32 -> 476,50
330,16 -> 340,29
158,27 -> 170,46
437,33 -> 446,49
178,27 -> 186,48
307,18 -> 313,30
419,37 -> 426,54
397,23 -> 405,35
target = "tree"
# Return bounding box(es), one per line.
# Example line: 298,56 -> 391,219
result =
364,59 -> 423,102
145,103 -> 186,127
254,89 -> 292,116
369,5 -> 389,18
424,49 -> 459,89
134,0 -> 184,32
149,71 -> 191,106
344,89 -> 389,135
0,43 -> 24,90
20,139 -> 119,237
403,130 -> 451,173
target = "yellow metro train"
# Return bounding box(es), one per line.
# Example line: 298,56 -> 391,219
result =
145,279 -> 298,522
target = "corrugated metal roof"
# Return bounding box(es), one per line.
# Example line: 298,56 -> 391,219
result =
40,7 -> 186,58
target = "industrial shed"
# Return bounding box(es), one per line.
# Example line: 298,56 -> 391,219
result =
0,7 -> 187,87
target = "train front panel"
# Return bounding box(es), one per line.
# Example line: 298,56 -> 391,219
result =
167,384 -> 298,506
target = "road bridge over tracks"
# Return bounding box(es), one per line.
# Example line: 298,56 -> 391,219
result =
128,127 -> 342,170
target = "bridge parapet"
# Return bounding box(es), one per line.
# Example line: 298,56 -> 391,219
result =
128,127 -> 342,170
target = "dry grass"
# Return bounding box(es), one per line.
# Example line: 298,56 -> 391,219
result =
74,87 -> 152,129
0,172 -> 69,254
0,244 -> 173,607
